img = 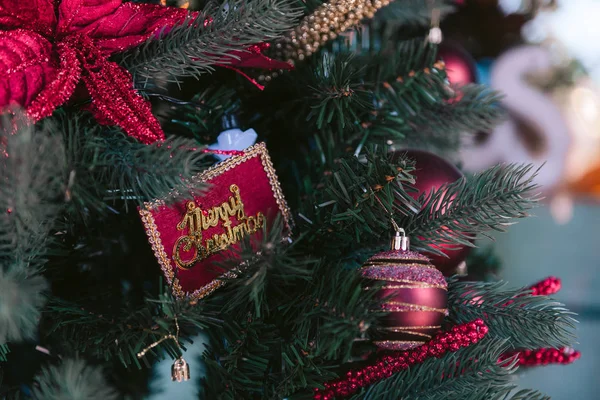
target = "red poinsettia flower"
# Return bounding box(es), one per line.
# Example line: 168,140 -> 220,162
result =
0,0 -> 291,144
0,0 -> 197,143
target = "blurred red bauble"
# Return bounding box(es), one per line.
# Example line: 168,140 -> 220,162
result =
438,41 -> 478,85
361,232 -> 447,350
395,149 -> 472,275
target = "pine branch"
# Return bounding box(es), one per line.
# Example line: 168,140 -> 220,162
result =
415,386 -> 550,400
352,338 -> 513,400
32,358 -> 118,400
45,291 -> 222,367
299,147 -> 420,257
202,319 -> 286,399
251,40 -> 504,154
202,316 -> 338,399
285,260 -> 380,362
208,218 -> 315,320
262,40 -> 447,140
200,226 -> 378,398
0,113 -> 63,352
62,120 -> 213,215
447,280 -> 578,349
164,85 -> 239,141
121,0 -> 301,85
405,163 -> 540,255
375,84 -> 505,152
305,53 -> 373,132
90,133 -> 211,209
366,41 -> 446,108
0,113 -> 66,268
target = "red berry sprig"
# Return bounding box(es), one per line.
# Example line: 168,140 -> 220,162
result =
529,276 -> 561,296
500,347 -> 580,367
498,277 -> 579,368
503,276 -> 562,306
314,319 -> 488,400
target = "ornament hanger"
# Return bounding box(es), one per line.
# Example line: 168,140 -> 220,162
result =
390,224 -> 410,252
137,317 -> 190,382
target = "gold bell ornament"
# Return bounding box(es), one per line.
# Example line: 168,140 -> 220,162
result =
171,356 -> 191,382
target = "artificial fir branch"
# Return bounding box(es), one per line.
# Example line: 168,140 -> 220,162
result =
163,85 -> 239,141
299,148 -> 419,256
377,84 -> 505,151
257,40 -> 447,138
0,113 -> 64,353
0,114 -> 66,268
414,387 -> 550,400
286,260 -> 380,361
447,280 -> 578,349
406,163 -> 540,254
199,227 -> 377,398
349,338 -> 512,400
298,149 -> 538,259
305,53 -> 373,132
45,292 -> 222,367
121,0 -> 301,85
208,218 -> 315,319
63,122 -> 213,215
250,40 -> 504,155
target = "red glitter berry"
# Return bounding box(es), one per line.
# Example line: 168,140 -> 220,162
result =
314,320 -> 489,399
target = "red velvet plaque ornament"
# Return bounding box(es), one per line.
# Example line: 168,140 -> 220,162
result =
139,143 -> 292,299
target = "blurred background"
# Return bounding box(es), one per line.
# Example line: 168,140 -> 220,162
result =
443,0 -> 600,397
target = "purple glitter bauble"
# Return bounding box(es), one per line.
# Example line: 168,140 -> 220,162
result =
361,249 -> 448,350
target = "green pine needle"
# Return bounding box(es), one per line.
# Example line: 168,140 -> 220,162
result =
448,279 -> 578,349
407,163 -> 541,255
62,122 -> 214,215
121,0 -> 302,85
0,112 -> 66,268
353,338 -> 513,400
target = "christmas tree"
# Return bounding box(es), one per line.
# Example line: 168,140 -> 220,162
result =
0,0 -> 578,399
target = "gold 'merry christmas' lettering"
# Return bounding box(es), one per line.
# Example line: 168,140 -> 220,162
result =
172,184 -> 265,269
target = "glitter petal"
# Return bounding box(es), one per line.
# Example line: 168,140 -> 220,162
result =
361,264 -> 447,287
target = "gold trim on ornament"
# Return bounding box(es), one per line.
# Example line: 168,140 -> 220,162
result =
376,329 -> 432,339
377,325 -> 441,331
380,284 -> 448,291
361,261 -> 435,269
366,255 -> 431,262
373,340 -> 424,348
364,283 -> 448,291
363,279 -> 447,290
382,302 -> 448,313
139,143 -> 293,300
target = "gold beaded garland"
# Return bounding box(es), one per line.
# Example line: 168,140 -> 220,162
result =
269,0 -> 393,67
